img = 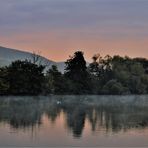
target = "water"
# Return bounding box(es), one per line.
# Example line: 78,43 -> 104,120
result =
0,95 -> 148,147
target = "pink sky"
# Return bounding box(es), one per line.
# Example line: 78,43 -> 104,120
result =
1,29 -> 147,62
0,0 -> 148,62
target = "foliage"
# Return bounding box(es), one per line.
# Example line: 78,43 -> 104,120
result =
64,51 -> 92,94
102,79 -> 127,95
89,54 -> 148,94
0,67 -> 9,94
1,51 -> 148,95
6,60 -> 45,95
46,65 -> 67,94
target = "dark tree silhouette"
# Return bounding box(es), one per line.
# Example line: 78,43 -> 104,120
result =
65,51 -> 92,94
65,51 -> 87,78
46,65 -> 67,94
1,51 -> 148,95
6,60 -> 45,95
0,67 -> 9,94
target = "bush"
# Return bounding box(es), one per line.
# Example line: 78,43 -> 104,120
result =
102,79 -> 126,95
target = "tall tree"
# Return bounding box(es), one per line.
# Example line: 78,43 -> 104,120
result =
65,51 -> 91,94
65,51 -> 87,78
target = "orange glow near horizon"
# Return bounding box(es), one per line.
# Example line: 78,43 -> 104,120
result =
0,29 -> 148,62
0,0 -> 148,62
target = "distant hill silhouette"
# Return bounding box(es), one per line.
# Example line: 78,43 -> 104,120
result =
0,46 -> 65,73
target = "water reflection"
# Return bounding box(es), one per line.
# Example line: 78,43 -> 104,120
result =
0,95 -> 148,138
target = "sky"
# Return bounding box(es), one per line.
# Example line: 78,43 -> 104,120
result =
0,0 -> 148,62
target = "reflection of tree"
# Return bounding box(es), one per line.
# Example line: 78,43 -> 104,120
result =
86,108 -> 98,131
64,106 -> 86,137
1,96 -> 148,138
0,98 -> 43,129
9,107 -> 42,129
59,97 -> 148,136
45,103 -> 61,122
93,105 -> 148,133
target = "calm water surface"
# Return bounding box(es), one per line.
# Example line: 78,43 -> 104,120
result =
0,95 -> 148,147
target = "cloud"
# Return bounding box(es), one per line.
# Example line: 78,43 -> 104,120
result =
0,0 -> 148,61
0,0 -> 148,31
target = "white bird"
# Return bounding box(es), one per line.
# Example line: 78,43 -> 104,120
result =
57,101 -> 62,105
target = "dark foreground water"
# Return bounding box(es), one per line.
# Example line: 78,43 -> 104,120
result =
0,95 -> 148,147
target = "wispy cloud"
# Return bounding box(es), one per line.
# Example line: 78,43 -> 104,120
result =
0,0 -> 148,61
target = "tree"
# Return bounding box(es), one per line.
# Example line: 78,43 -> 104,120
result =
88,54 -> 113,94
64,51 -> 91,94
112,56 -> 147,94
31,51 -> 51,69
65,51 -> 87,78
46,65 -> 67,94
0,67 -> 9,94
7,60 -> 45,95
89,54 -> 113,82
133,58 -> 148,74
102,79 -> 126,95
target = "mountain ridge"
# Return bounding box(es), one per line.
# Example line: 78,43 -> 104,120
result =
0,46 -> 65,72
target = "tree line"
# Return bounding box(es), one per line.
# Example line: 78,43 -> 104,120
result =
1,51 -> 148,95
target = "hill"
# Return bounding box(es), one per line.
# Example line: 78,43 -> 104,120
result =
0,46 -> 65,72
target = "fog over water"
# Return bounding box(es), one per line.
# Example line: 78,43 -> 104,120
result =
0,95 -> 148,147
